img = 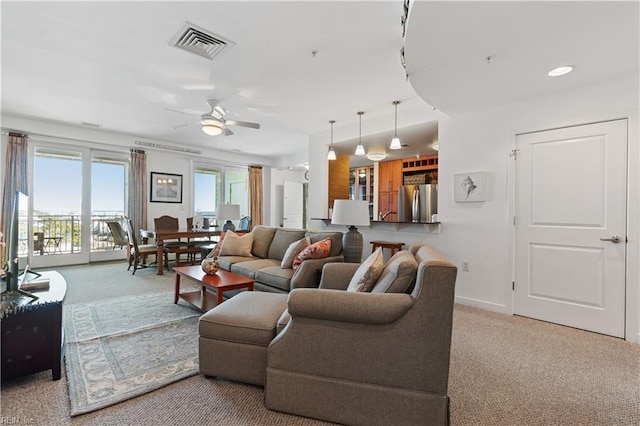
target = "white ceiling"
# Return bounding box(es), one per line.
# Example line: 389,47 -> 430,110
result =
2,1 -> 638,166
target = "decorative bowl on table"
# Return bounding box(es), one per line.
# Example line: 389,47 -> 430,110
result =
201,257 -> 220,275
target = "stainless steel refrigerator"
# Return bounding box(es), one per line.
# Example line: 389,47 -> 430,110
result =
398,184 -> 438,222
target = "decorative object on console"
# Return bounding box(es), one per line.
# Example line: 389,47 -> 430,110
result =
454,172 -> 486,202
389,100 -> 402,150
354,111 -> 366,156
327,120 -> 337,161
331,199 -> 370,263
201,257 -> 220,275
216,203 -> 241,232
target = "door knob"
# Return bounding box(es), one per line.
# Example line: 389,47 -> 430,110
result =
600,236 -> 621,243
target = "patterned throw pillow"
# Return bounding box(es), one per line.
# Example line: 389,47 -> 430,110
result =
281,237 -> 311,269
218,231 -> 254,257
292,238 -> 331,271
346,247 -> 385,292
206,231 -> 226,258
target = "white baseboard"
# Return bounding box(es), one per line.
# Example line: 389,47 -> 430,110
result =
454,296 -> 509,315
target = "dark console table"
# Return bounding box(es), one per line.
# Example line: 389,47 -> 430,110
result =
1,271 -> 67,381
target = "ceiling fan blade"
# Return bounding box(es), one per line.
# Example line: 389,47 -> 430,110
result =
166,107 -> 204,116
222,127 -> 234,136
225,120 -> 261,129
173,121 -> 199,130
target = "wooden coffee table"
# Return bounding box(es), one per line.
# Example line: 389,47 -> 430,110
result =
173,266 -> 255,312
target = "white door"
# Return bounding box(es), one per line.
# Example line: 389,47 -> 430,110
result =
514,119 -> 627,338
283,181 -> 303,228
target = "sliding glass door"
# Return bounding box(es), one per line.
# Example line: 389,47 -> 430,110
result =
28,142 -> 129,268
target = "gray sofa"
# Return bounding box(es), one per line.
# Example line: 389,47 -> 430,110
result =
217,225 -> 344,293
199,244 -> 458,425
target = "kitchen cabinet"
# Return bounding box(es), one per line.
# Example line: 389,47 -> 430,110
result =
378,159 -> 402,220
349,166 -> 374,203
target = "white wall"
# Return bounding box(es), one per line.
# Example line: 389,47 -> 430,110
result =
308,75 -> 640,343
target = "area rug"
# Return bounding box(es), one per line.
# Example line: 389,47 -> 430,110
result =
63,291 -> 201,416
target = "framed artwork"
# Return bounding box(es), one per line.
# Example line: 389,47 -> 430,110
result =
150,172 -> 183,203
454,172 -> 486,202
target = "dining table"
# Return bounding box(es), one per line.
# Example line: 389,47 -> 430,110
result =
140,227 -> 220,275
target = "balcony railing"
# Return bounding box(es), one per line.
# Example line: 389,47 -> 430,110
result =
25,214 -> 127,256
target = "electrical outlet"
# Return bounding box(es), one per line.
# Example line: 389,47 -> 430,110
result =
462,261 -> 469,271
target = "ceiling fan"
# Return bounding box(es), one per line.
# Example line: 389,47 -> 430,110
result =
173,99 -> 261,136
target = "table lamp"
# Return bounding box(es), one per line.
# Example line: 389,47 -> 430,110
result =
217,204 -> 241,232
331,199 -> 370,263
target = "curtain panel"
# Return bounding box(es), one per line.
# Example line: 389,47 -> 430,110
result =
248,166 -> 263,227
1,133 -> 29,245
128,149 -> 147,233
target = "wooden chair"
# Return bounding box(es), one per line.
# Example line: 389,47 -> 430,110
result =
106,221 -> 128,250
186,217 -> 212,262
124,217 -> 157,274
154,215 -> 192,270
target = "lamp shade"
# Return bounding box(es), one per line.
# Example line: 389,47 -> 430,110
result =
331,200 -> 370,227
216,204 -> 241,221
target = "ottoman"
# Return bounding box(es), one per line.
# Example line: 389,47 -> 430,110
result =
198,291 -> 288,386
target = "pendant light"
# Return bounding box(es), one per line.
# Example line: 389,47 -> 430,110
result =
327,120 -> 337,161
389,100 -> 402,150
354,111 -> 366,156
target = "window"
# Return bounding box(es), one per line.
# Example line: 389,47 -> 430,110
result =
193,165 -> 248,221
194,166 -> 222,216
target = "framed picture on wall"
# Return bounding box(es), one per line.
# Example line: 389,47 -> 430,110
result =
150,172 -> 183,203
453,172 -> 486,202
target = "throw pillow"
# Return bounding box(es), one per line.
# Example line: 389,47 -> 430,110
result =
371,250 -> 418,293
205,231 -> 226,258
218,231 -> 254,257
280,237 -> 311,269
346,247 -> 385,292
292,237 -> 331,271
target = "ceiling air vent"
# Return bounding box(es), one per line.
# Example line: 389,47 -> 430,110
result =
170,22 -> 235,60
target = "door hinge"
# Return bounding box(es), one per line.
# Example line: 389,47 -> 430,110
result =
512,281 -> 515,291
510,149 -> 519,159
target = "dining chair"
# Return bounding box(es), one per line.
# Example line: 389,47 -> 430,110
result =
154,215 -> 191,270
124,217 -> 157,274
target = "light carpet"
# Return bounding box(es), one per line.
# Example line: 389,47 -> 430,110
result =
63,291 -> 201,416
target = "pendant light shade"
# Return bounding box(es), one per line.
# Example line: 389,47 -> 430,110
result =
389,100 -> 402,150
355,111 -> 366,156
327,120 -> 337,161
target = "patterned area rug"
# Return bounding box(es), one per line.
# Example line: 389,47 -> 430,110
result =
63,292 -> 201,416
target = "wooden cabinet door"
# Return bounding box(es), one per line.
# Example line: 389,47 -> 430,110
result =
378,191 -> 398,217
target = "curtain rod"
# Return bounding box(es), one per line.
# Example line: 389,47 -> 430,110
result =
1,128 -> 131,154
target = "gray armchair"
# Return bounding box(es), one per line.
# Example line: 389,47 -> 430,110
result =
266,245 -> 458,426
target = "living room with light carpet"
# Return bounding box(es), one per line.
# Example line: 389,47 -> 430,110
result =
1,261 -> 638,425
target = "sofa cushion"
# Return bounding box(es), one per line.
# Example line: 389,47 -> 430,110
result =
268,228 -> 307,261
230,258 -> 281,279
292,238 -> 331,271
346,247 -> 385,292
218,255 -> 257,271
255,266 -> 295,292
250,225 -> 277,259
219,231 -> 254,257
199,292 -> 288,347
371,250 -> 418,293
281,237 -> 310,269
305,231 -> 343,257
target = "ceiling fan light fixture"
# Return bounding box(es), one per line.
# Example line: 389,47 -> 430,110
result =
202,123 -> 223,135
390,100 -> 402,150
355,111 -> 366,156
432,143 -> 439,151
